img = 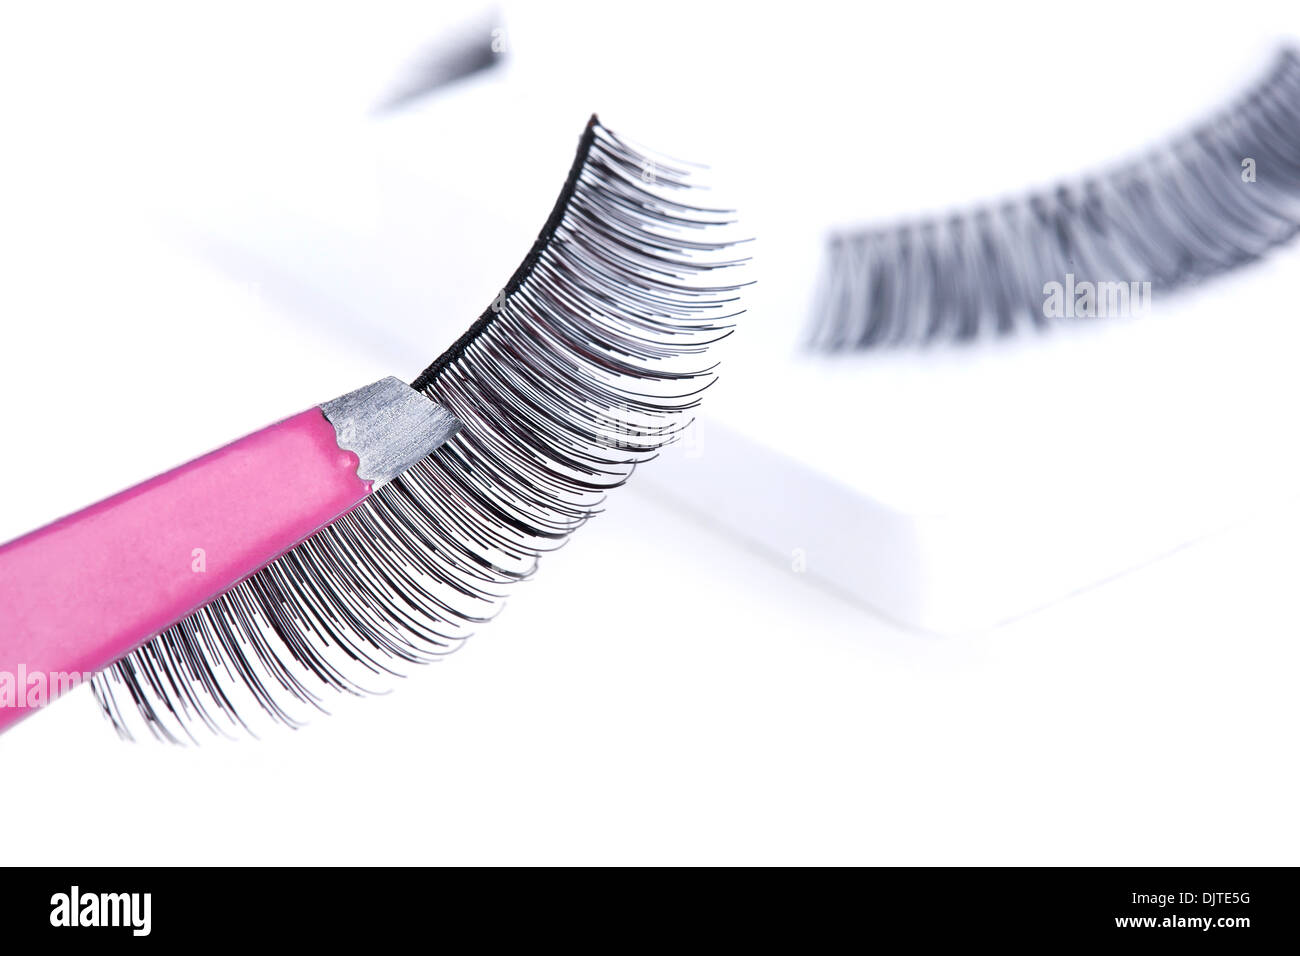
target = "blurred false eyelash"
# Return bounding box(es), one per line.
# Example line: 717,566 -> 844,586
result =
372,10 -> 505,114
808,48 -> 1300,351
92,116 -> 749,743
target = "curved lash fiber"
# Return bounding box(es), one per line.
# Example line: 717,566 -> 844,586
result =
92,115 -> 748,743
809,48 -> 1300,351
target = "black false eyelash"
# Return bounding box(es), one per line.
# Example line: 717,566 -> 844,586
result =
809,48 -> 1300,350
92,116 -> 747,743
372,14 -> 504,114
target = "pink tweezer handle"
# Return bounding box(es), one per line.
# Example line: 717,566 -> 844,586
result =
0,410 -> 371,732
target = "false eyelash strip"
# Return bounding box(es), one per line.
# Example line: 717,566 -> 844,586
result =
372,13 -> 505,114
808,48 -> 1300,350
93,119 -> 745,742
0,116 -> 745,743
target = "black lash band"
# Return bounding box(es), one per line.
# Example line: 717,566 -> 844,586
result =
810,49 -> 1300,349
93,115 -> 746,742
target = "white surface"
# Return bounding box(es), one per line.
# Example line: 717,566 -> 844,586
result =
649,244 -> 1300,632
1,1 -> 1299,864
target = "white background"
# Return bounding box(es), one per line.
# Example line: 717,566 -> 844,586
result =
1,0 -> 1299,864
